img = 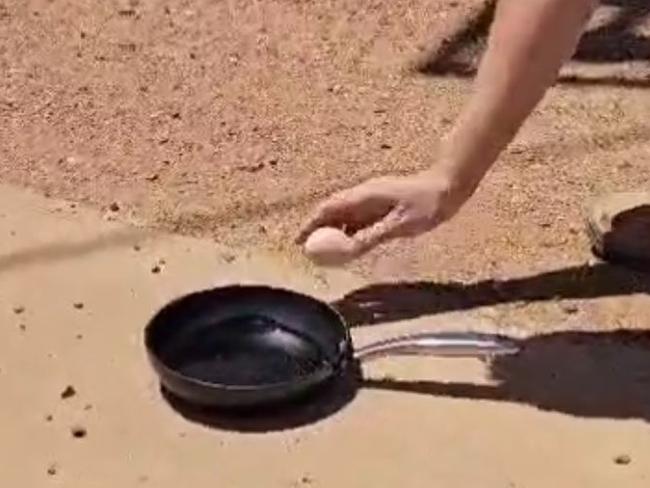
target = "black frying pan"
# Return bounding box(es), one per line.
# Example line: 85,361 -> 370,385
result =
144,285 -> 519,409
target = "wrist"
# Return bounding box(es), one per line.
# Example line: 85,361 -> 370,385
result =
425,157 -> 484,199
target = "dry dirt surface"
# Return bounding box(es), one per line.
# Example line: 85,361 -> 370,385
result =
2,184 -> 650,488
2,0 -> 650,324
2,0 -> 650,486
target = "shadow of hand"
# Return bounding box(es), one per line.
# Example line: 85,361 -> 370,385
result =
334,263 -> 650,327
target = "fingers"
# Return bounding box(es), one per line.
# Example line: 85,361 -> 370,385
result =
350,210 -> 403,256
296,191 -> 356,244
297,178 -> 397,248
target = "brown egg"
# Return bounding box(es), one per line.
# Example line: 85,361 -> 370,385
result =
303,227 -> 357,266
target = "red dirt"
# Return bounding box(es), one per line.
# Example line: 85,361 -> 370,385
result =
1,0 -> 649,330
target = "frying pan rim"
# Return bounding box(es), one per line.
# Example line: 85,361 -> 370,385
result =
144,284 -> 353,392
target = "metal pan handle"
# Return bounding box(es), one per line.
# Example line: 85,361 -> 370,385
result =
353,332 -> 519,362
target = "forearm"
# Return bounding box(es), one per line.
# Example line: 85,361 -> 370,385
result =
438,0 -> 598,190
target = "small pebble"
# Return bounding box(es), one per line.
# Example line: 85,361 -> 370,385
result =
618,161 -> 633,170
562,304 -> 579,315
237,161 -> 265,173
133,244 -> 141,251
76,333 -> 83,340
19,324 -> 26,331
150,265 -> 161,274
73,302 -> 84,310
380,143 -> 392,149
108,202 -> 120,212
70,425 -> 87,438
145,174 -> 159,182
84,403 -> 93,411
60,385 -> 77,399
47,464 -> 58,476
45,414 -> 53,422
614,454 -> 631,465
13,306 -> 25,315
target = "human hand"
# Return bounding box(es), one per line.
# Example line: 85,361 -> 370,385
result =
297,169 -> 477,262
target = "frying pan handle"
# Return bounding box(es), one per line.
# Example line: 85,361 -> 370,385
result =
353,332 -> 519,362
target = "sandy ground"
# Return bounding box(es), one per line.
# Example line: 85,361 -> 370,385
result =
2,184 -> 650,488
1,0 -> 649,277
1,0 -> 650,486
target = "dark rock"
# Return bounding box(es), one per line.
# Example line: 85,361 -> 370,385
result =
70,425 -> 87,439
60,385 -> 76,399
614,454 -> 631,465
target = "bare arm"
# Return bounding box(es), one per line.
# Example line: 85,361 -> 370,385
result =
299,0 -> 599,261
439,0 -> 598,193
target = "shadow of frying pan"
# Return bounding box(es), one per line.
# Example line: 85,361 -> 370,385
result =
162,329 -> 650,431
363,330 -> 650,422
160,365 -> 362,433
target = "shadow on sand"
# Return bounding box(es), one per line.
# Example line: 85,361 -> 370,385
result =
415,0 -> 650,88
159,263 -> 650,432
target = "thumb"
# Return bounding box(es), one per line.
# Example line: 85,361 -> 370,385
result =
351,210 -> 403,256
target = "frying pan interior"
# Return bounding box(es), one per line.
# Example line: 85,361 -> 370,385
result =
145,286 -> 350,398
164,314 -> 331,385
